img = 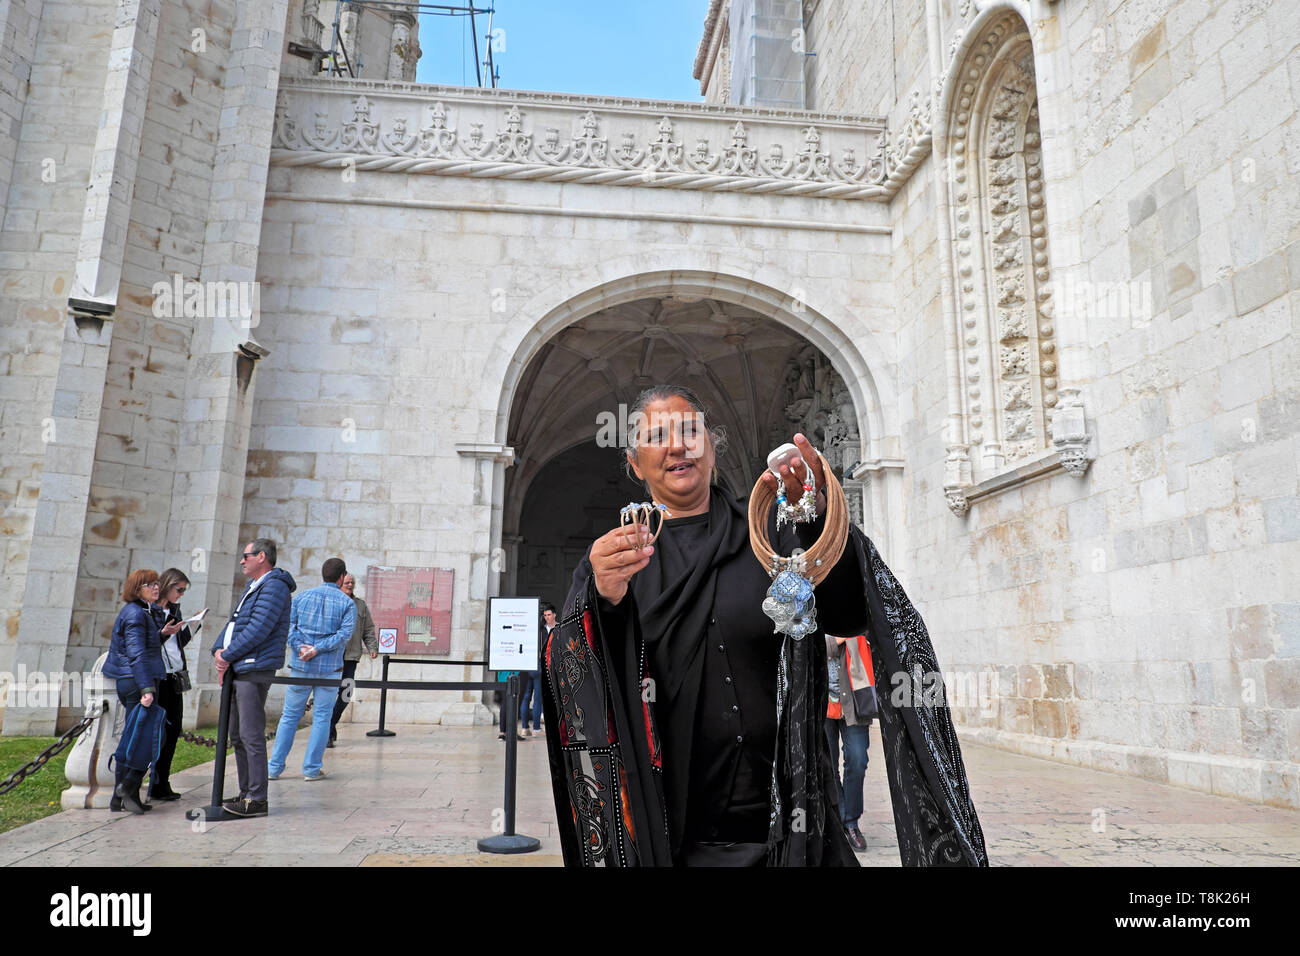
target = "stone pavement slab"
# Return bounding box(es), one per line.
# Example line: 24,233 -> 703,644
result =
0,722 -> 1296,866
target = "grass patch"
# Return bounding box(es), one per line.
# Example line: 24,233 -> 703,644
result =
0,729 -> 225,835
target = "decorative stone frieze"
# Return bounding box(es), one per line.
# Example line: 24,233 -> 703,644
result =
271,78 -> 931,201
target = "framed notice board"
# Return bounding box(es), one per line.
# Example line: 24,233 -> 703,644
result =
487,597 -> 540,672
365,566 -> 454,655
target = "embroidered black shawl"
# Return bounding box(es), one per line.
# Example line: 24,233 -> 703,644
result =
539,513 -> 988,867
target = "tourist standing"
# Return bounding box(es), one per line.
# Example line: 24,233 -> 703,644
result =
212,539 -> 295,818
148,567 -> 202,801
104,569 -> 181,813
329,572 -> 377,747
825,633 -> 877,851
267,557 -> 355,781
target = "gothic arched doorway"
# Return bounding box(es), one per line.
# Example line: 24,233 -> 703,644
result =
502,292 -> 868,602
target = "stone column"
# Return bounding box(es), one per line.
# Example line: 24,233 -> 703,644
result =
456,441 -> 514,709
338,1 -> 362,75
501,533 -> 523,599
174,0 -> 291,726
0,0 -> 42,236
5,0 -> 161,736
387,12 -> 415,82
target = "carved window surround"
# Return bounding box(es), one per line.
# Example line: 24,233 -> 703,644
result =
943,388 -> 1093,517
936,9 -> 1093,517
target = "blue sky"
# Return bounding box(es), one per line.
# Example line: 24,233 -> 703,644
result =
415,1 -> 709,102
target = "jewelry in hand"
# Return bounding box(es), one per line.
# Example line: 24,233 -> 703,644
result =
619,501 -> 670,547
775,465 -> 818,530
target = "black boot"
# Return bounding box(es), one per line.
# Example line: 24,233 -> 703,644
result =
116,769 -> 150,814
110,763 -> 124,812
148,774 -> 181,801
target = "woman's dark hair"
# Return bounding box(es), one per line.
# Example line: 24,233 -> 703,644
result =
622,384 -> 728,486
156,568 -> 191,607
122,568 -> 159,603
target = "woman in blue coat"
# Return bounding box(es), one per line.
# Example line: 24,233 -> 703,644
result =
102,568 -> 181,813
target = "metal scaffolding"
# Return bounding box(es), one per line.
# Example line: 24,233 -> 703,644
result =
315,0 -> 500,86
729,0 -> 806,109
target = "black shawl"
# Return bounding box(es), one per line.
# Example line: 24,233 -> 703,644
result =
540,492 -> 988,867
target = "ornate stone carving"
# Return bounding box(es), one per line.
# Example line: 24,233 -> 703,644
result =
942,16 -> 1061,483
943,444 -> 973,517
271,79 -> 928,202
773,349 -> 860,477
1050,387 -> 1093,477
301,0 -> 324,49
946,489 -> 971,517
843,484 -> 866,529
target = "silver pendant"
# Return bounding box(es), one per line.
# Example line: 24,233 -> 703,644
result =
762,569 -> 817,641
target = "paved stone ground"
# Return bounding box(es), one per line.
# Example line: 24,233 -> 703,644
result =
1,723 -> 1297,866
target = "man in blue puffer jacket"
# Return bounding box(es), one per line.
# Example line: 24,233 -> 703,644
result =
211,538 -> 296,818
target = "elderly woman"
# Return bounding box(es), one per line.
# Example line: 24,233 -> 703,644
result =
540,385 -> 987,867
103,568 -> 182,813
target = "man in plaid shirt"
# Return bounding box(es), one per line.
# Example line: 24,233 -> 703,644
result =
267,557 -> 356,782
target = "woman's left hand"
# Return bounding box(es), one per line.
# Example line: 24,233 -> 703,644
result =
161,620 -> 182,637
760,432 -> 828,514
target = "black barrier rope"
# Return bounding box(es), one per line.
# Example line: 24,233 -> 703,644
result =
362,656 -> 489,738
192,661 -> 538,853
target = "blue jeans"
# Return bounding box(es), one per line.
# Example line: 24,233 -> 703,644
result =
519,671 -> 543,730
268,676 -> 339,778
824,718 -> 871,825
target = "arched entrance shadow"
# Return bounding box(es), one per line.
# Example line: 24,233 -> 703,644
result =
488,266 -> 904,596
493,268 -> 896,458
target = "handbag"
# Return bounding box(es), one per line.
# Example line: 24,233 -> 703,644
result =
114,699 -> 168,772
847,639 -> 878,723
826,692 -> 843,720
171,668 -> 192,693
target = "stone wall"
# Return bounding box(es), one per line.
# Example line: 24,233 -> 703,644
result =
0,0 -> 292,732
0,0 -> 118,682
0,0 -> 1295,807
801,0 -> 1300,806
248,139 -> 895,720
72,0 -> 238,677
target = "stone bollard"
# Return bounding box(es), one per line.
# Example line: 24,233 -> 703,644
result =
61,653 -> 121,810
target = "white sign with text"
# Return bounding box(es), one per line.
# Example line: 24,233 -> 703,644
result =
488,597 -> 540,672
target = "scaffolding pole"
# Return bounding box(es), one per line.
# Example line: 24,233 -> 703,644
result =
320,0 -> 498,85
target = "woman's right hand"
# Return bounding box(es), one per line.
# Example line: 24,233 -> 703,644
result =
141,692 -> 154,708
591,524 -> 654,606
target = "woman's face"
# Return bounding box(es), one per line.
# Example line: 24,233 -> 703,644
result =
626,395 -> 715,513
165,583 -> 187,605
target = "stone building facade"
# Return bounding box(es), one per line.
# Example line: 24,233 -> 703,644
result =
1,0 -> 1297,808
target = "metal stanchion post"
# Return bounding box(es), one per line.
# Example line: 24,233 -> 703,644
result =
478,672 -> 540,854
366,654 -> 396,737
192,673 -> 238,823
